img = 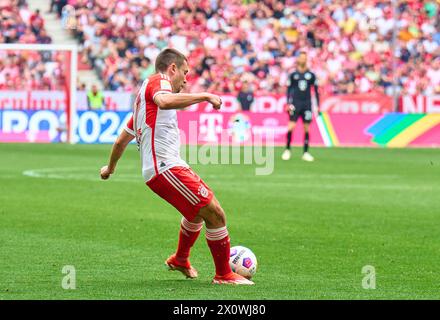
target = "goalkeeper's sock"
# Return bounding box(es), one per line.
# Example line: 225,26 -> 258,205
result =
286,131 -> 292,150
206,226 -> 232,276
175,218 -> 203,263
304,132 -> 310,153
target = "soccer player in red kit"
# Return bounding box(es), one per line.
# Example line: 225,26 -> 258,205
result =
100,48 -> 254,285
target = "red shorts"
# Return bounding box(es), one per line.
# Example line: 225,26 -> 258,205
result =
146,166 -> 214,221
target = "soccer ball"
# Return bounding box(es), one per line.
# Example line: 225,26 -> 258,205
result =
229,246 -> 257,279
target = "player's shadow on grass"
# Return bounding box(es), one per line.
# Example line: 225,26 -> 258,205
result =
136,278 -> 257,293
139,279 -> 215,289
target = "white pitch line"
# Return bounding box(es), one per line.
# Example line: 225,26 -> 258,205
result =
22,167 -> 140,183
204,173 -> 401,180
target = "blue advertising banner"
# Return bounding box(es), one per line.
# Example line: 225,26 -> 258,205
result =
0,110 -> 132,144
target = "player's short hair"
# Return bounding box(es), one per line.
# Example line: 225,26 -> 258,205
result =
299,51 -> 307,56
155,48 -> 188,72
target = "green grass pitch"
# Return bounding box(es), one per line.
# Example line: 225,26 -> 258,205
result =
0,143 -> 439,299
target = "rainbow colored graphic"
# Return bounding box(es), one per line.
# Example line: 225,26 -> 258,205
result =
366,113 -> 440,147
316,112 -> 339,146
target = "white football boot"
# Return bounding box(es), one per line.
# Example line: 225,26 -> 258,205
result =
302,152 -> 315,162
281,149 -> 291,160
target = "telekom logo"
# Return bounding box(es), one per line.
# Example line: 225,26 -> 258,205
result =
199,114 -> 223,142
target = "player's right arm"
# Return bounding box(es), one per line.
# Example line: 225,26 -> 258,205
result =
286,73 -> 295,112
100,117 -> 135,180
154,92 -> 222,110
312,73 -> 320,113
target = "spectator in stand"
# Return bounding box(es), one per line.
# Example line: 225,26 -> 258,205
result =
237,81 -> 255,111
427,57 -> 440,94
29,9 -> 44,35
37,29 -> 52,44
55,0 -> 68,18
87,84 -> 106,110
139,57 -> 155,81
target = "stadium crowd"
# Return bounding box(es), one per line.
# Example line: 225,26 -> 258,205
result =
1,0 -> 439,96
0,50 -> 67,90
66,0 -> 440,96
0,0 -> 67,90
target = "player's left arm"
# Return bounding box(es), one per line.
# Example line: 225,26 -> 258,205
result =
100,126 -> 135,180
287,74 -> 294,104
286,73 -> 295,112
313,73 -> 320,113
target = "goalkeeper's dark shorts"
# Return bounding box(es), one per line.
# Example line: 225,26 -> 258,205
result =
288,101 -> 313,123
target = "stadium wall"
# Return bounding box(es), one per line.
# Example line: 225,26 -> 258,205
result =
0,92 -> 439,147
1,91 -> 439,114
1,109 -> 440,148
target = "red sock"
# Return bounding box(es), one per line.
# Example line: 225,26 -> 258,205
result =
175,218 -> 203,263
206,226 -> 232,276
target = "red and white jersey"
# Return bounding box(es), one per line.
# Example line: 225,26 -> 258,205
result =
125,73 -> 188,182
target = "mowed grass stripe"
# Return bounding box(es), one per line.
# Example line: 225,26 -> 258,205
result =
0,143 -> 439,299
